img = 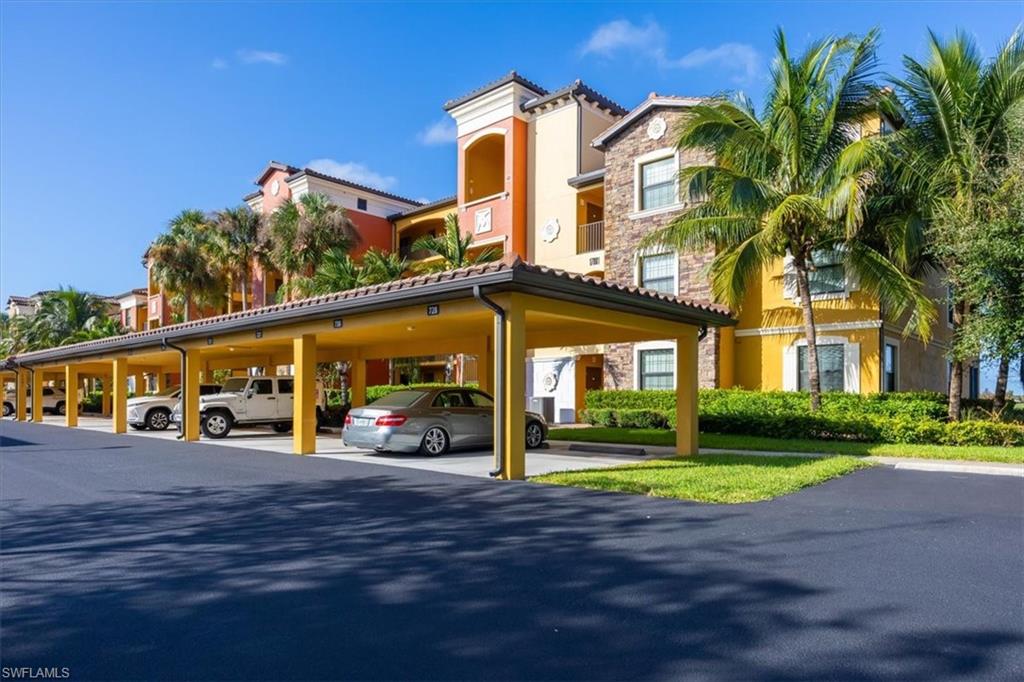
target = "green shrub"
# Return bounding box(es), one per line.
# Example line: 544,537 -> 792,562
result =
941,420 -> 1024,447
364,382 -> 478,403
80,390 -> 103,412
582,388 -> 1021,447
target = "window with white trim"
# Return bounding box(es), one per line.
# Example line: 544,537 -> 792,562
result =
798,344 -> 845,392
883,342 -> 898,392
807,248 -> 846,296
640,157 -> 676,210
638,348 -> 674,389
638,253 -> 676,294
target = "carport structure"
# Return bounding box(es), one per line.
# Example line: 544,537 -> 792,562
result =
7,257 -> 733,479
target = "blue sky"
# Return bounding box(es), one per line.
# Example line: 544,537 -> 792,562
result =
2,1 -> 1021,389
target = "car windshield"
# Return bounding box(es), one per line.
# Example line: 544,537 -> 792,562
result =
370,390 -> 426,408
154,386 -> 180,397
221,378 -> 250,392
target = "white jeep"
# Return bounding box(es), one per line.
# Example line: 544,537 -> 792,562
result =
183,376 -> 325,439
128,384 -> 222,431
3,386 -> 67,417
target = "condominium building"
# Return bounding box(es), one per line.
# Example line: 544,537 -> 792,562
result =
139,71 -> 974,418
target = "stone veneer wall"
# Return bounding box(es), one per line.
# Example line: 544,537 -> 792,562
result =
600,106 -> 719,389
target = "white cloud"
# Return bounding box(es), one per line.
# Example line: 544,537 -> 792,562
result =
580,19 -> 761,84
306,159 -> 398,190
417,117 -> 457,145
581,19 -> 665,57
236,49 -> 288,66
210,57 -> 228,70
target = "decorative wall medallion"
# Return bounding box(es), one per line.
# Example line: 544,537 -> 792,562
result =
271,179 -> 281,196
542,371 -> 559,392
541,218 -> 560,243
475,207 -> 492,234
647,116 -> 667,140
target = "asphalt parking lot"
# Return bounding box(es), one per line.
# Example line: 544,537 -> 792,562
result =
2,420 -> 1022,681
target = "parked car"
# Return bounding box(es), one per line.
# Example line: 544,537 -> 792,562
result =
342,387 -> 548,455
3,386 -> 67,417
172,376 -> 325,439
128,384 -> 221,431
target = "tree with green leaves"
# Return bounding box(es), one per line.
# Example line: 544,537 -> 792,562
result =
288,247 -> 370,298
411,213 -> 500,273
148,209 -> 226,321
885,28 -> 1024,419
266,193 -> 359,300
361,247 -> 409,283
211,205 -> 265,311
643,28 -> 933,411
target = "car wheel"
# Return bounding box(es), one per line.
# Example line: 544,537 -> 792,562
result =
145,408 -> 171,431
2,402 -> 13,417
526,421 -> 545,449
271,422 -> 292,433
55,401 -> 66,416
316,406 -> 324,430
419,426 -> 450,456
201,411 -> 233,439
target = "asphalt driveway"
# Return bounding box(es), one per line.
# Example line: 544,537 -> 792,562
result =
1,421 -> 1022,681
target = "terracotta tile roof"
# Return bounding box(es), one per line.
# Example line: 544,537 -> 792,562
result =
9,256 -> 733,364
388,195 -> 458,221
287,167 -> 423,207
521,80 -> 628,117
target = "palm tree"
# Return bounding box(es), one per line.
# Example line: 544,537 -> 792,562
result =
32,287 -> 112,347
148,209 -> 226,321
266,193 -> 360,300
412,214 -> 501,273
361,247 -> 408,283
212,205 -> 264,311
884,28 -> 1024,419
642,29 -> 934,411
61,315 -> 126,345
288,247 -> 370,297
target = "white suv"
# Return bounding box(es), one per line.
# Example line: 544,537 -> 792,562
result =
3,386 -> 68,417
173,376 -> 325,439
128,384 -> 221,431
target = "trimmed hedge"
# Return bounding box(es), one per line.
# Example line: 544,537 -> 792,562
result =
365,382 -> 478,403
582,388 -> 1024,447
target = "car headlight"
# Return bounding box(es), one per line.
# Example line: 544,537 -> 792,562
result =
128,407 -> 139,420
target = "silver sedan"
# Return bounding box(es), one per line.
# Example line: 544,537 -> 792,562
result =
342,387 -> 548,456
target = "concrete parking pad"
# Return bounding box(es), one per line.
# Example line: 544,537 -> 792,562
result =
40,414 -> 651,477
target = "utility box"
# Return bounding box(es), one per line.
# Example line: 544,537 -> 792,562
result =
528,396 -> 556,423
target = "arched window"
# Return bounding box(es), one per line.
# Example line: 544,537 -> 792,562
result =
464,134 -> 505,200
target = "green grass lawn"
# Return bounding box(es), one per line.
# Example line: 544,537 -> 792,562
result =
533,454 -> 871,503
546,427 -> 1024,464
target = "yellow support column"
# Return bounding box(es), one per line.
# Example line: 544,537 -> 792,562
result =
15,368 -> 28,421
183,349 -> 202,442
101,375 -> 112,416
155,372 -> 166,393
477,337 -> 493,395
31,369 -> 43,423
64,365 -> 79,427
112,358 -> 128,433
718,326 -> 735,389
350,358 -> 366,408
675,330 -> 699,456
293,334 -> 317,455
500,295 -> 526,480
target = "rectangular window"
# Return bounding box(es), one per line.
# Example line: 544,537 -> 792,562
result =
640,157 -> 676,210
277,379 -> 294,394
968,366 -> 979,400
883,343 -> 898,392
638,253 -> 676,294
798,344 -> 845,392
638,348 -> 674,390
357,197 -> 368,211
808,249 -> 846,295
947,286 -> 955,325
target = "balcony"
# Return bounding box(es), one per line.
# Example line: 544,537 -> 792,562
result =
576,220 -> 604,254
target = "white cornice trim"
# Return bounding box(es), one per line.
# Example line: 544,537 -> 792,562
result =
735,320 -> 883,337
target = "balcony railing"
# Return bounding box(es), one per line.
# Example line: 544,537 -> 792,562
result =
576,220 -> 604,254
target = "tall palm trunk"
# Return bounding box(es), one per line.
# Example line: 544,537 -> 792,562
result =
794,261 -> 822,411
992,354 -> 1010,412
182,290 -> 192,323
239,273 -> 249,312
948,301 -> 965,420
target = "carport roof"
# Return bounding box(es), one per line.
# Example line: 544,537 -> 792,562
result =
9,256 -> 734,366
